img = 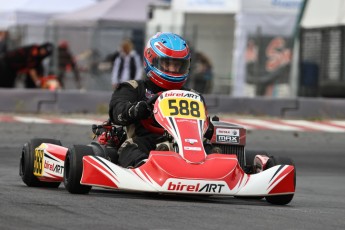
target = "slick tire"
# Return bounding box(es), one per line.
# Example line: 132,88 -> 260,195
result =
20,138 -> 62,188
265,156 -> 296,205
64,145 -> 94,194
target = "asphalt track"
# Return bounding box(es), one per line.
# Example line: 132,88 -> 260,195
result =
1,121 -> 345,230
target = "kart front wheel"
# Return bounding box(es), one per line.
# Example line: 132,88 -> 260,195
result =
64,145 -> 94,194
265,156 -> 296,205
20,138 -> 62,188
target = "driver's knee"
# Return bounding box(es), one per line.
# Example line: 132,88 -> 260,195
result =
118,139 -> 148,168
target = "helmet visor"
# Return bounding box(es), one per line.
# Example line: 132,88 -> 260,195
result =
154,57 -> 190,75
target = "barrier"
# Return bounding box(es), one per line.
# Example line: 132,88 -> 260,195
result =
0,89 -> 57,113
1,89 -> 345,119
39,90 -> 112,114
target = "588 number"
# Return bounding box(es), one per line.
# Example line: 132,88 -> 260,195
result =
168,99 -> 200,117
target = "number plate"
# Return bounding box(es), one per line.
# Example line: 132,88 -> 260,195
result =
159,98 -> 206,119
34,148 -> 44,177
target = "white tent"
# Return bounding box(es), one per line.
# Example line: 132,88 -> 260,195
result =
0,0 -> 96,29
301,0 -> 345,28
51,0 -> 159,28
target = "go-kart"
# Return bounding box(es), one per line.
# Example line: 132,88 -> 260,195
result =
19,90 -> 296,205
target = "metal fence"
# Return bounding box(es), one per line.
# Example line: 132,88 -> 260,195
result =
299,26 -> 345,97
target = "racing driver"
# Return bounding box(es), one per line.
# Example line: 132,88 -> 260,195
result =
109,32 -> 214,168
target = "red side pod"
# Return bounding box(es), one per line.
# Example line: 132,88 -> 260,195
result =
36,144 -> 68,182
225,163 -> 246,191
81,156 -> 118,189
268,166 -> 295,194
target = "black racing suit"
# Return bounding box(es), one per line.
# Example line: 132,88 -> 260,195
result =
109,79 -> 213,168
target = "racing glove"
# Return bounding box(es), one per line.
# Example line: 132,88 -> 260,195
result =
128,101 -> 151,120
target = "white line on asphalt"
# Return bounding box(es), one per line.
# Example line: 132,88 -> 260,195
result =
59,118 -> 103,125
283,120 -> 345,132
14,116 -> 52,124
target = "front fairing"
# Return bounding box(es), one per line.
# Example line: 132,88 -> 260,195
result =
152,90 -> 208,163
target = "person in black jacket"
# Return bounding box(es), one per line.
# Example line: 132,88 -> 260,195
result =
57,41 -> 81,89
0,42 -> 53,88
109,32 -> 214,168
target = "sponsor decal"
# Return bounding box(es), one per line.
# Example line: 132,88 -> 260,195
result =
166,180 -> 226,193
44,160 -> 64,175
216,128 -> 239,136
176,119 -> 197,124
183,93 -> 199,99
216,128 -> 240,144
185,139 -> 198,145
164,92 -> 200,99
184,146 -> 202,151
217,135 -> 239,144
145,89 -> 154,99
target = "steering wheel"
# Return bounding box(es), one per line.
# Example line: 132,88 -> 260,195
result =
140,93 -> 165,135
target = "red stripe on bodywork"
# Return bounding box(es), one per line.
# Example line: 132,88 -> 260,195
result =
81,157 -> 118,188
89,157 -> 119,183
46,144 -> 68,161
268,166 -> 295,194
244,174 -> 250,186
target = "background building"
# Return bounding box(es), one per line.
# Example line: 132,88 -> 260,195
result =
298,0 -> 345,98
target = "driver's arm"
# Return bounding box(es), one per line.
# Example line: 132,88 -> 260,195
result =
28,68 -> 41,87
109,81 -> 151,126
109,82 -> 139,126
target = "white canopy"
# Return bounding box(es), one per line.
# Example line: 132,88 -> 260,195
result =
0,0 -> 96,29
51,0 -> 159,28
172,0 -> 240,14
301,0 -> 345,28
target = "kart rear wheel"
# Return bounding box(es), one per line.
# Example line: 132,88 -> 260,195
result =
265,156 -> 296,205
64,145 -> 94,194
245,150 -> 269,167
20,138 -> 62,188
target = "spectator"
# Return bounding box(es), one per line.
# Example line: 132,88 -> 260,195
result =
111,39 -> 142,89
0,31 -> 8,54
57,41 -> 82,89
0,42 -> 53,88
191,52 -> 213,94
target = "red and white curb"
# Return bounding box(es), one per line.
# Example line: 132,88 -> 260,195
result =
1,115 -> 345,133
222,118 -> 345,133
0,115 -> 104,126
